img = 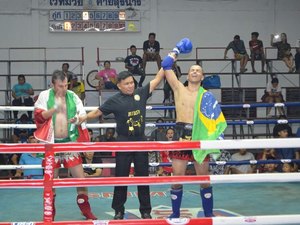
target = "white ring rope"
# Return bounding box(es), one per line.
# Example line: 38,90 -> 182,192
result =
3,119 -> 300,129
0,123 -> 116,129
0,138 -> 299,151
0,215 -> 299,225
2,159 -> 300,170
199,138 -> 300,150
0,104 -> 295,111
0,106 -> 98,111
212,215 -> 300,225
209,173 -> 300,184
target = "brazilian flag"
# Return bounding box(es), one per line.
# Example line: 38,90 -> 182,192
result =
192,87 -> 227,163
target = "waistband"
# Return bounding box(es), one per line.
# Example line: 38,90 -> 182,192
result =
54,137 -> 71,143
175,122 -> 193,130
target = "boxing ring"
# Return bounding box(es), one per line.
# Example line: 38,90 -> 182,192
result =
0,104 -> 300,224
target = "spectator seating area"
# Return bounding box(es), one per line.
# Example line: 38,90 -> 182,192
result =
0,46 -> 299,180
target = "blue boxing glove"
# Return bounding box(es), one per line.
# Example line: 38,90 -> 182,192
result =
161,54 -> 175,70
172,38 -> 193,55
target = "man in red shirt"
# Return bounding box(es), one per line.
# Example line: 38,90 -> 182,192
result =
249,32 -> 266,73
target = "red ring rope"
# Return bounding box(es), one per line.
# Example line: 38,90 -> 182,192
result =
0,218 -> 212,225
1,141 -> 300,224
0,141 -> 200,153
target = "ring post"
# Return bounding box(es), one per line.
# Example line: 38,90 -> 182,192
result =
43,144 -> 55,224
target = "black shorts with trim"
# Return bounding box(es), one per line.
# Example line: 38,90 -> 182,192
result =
169,122 -> 194,161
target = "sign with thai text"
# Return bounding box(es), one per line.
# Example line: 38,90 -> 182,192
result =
49,9 -> 140,32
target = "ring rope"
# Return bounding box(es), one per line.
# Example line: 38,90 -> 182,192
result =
0,215 -> 300,225
1,118 -> 299,130
1,102 -> 299,112
1,106 -> 299,224
1,159 -> 300,170
146,102 -> 300,110
0,173 -> 299,189
0,138 -> 300,153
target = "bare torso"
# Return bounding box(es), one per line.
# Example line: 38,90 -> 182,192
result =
54,97 -> 68,138
174,85 -> 198,124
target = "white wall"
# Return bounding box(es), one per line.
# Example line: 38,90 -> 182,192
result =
0,0 -> 299,75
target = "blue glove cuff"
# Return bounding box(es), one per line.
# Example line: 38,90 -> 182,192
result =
161,55 -> 175,70
172,48 -> 180,55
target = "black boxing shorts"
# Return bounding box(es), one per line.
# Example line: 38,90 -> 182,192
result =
169,122 -> 194,161
169,122 -> 209,162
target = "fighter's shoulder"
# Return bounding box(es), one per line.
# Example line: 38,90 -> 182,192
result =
203,89 -> 214,95
66,89 -> 81,101
202,89 -> 216,99
38,89 -> 51,98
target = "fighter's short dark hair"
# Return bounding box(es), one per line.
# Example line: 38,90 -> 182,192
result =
52,70 -> 66,83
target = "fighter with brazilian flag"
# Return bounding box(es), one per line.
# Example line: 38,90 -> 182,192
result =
161,38 -> 227,218
192,86 -> 227,163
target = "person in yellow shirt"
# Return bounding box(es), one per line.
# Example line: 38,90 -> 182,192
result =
69,74 -> 85,101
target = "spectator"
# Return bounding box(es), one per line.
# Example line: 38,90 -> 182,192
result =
296,127 -> 300,138
273,116 -> 293,138
68,74 -> 85,101
282,162 -> 294,173
98,128 -> 116,158
62,63 -> 75,82
256,148 -> 277,173
295,47 -> 300,73
249,32 -> 266,73
0,153 -> 10,178
257,148 -> 277,161
150,118 -> 167,141
12,113 -> 35,143
12,74 -> 34,120
229,149 -> 256,174
15,136 -> 43,179
148,149 -> 160,176
273,123 -> 299,172
93,128 -> 116,176
271,33 -> 295,72
8,153 -> 21,177
96,61 -> 118,90
98,128 -> 116,142
142,32 -> 162,74
209,150 -> 231,175
82,152 -> 103,177
124,45 -> 145,87
149,118 -> 166,176
262,77 -> 285,117
224,35 -> 249,73
263,160 -> 278,173
158,128 -> 174,176
88,129 -> 96,142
